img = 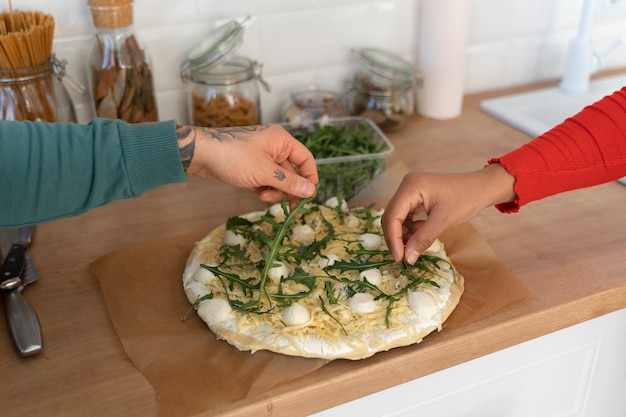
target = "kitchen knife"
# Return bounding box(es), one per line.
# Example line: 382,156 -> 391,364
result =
21,250 -> 39,289
0,228 -> 42,356
0,227 -> 39,290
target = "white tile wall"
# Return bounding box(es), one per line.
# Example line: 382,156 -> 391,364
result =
7,0 -> 626,124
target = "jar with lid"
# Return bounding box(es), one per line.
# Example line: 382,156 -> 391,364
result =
87,0 -> 159,123
180,18 -> 269,127
346,48 -> 416,132
0,55 -> 78,123
282,87 -> 346,126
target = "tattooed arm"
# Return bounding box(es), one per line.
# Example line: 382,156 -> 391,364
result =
0,119 -> 317,228
176,124 -> 318,205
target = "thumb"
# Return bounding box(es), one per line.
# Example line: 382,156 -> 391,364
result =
403,215 -> 447,264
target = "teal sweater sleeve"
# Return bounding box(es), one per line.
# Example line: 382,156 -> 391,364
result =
0,118 -> 188,228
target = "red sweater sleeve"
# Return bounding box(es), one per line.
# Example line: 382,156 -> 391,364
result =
489,87 -> 626,213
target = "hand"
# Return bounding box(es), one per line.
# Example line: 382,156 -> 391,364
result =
381,163 -> 516,264
178,124 -> 318,207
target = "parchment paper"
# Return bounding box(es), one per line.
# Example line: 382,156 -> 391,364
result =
90,162 -> 536,416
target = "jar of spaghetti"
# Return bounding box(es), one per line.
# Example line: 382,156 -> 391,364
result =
346,48 -> 417,132
0,55 -> 78,123
87,0 -> 159,123
0,9 -> 78,122
180,18 -> 269,127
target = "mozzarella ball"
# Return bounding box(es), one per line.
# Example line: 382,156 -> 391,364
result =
359,268 -> 383,286
197,298 -> 232,323
268,261 -> 289,282
424,239 -> 444,255
359,233 -> 381,250
319,254 -> 340,268
349,292 -> 377,313
193,266 -> 216,285
325,196 -> 348,211
269,203 -> 287,219
281,302 -> 311,326
373,209 -> 384,228
184,281 -> 210,303
292,224 -> 316,244
408,290 -> 438,319
182,259 -> 201,284
224,230 -> 246,246
343,215 -> 360,229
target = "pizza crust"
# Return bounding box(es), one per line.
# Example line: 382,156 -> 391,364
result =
183,203 -> 464,360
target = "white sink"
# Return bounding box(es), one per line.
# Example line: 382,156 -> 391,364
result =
480,73 -> 626,185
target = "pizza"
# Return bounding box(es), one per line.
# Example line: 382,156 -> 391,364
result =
182,197 -> 464,360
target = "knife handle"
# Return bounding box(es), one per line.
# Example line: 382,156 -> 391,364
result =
3,288 -> 42,356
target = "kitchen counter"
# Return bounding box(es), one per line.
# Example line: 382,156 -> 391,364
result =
3,82 -> 626,417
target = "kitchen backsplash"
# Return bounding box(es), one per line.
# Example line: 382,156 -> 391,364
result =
8,0 -> 626,124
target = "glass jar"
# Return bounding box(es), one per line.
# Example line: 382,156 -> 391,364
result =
282,87 -> 346,126
0,55 -> 77,123
180,18 -> 269,127
87,0 -> 159,123
182,56 -> 264,127
346,48 -> 416,132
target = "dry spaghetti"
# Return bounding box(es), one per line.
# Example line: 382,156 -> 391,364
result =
0,6 -> 58,121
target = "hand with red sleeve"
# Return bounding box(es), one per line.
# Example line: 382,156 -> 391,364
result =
382,87 -> 626,264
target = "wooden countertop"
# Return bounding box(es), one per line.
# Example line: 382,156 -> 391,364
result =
3,83 -> 626,417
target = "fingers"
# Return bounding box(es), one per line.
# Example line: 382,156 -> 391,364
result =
277,158 -> 317,198
381,176 -> 421,262
254,161 -> 316,203
402,212 -> 447,264
284,139 -> 319,185
244,127 -> 315,200
260,132 -> 319,204
384,207 -> 440,265
382,172 -> 450,265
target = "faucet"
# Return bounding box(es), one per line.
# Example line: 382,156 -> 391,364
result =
559,0 -> 626,95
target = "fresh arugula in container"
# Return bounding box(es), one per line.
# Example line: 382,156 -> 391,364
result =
285,117 -> 394,203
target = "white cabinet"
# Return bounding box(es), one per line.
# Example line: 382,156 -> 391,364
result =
313,308 -> 626,417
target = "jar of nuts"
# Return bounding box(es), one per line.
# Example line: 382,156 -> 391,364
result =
180,18 -> 269,127
282,87 -> 346,126
346,48 -> 417,132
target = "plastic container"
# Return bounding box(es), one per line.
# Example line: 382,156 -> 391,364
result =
87,0 -> 159,123
281,116 -> 394,203
346,48 -> 416,132
282,87 -> 346,126
180,18 -> 269,127
0,55 -> 77,123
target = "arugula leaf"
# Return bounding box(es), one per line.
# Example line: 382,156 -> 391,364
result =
203,264 -> 260,298
329,258 -> 395,273
290,121 -> 388,202
181,293 -> 214,320
318,295 -> 347,335
324,281 -> 338,304
272,269 -> 317,306
226,216 -> 253,230
255,190 -> 319,309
